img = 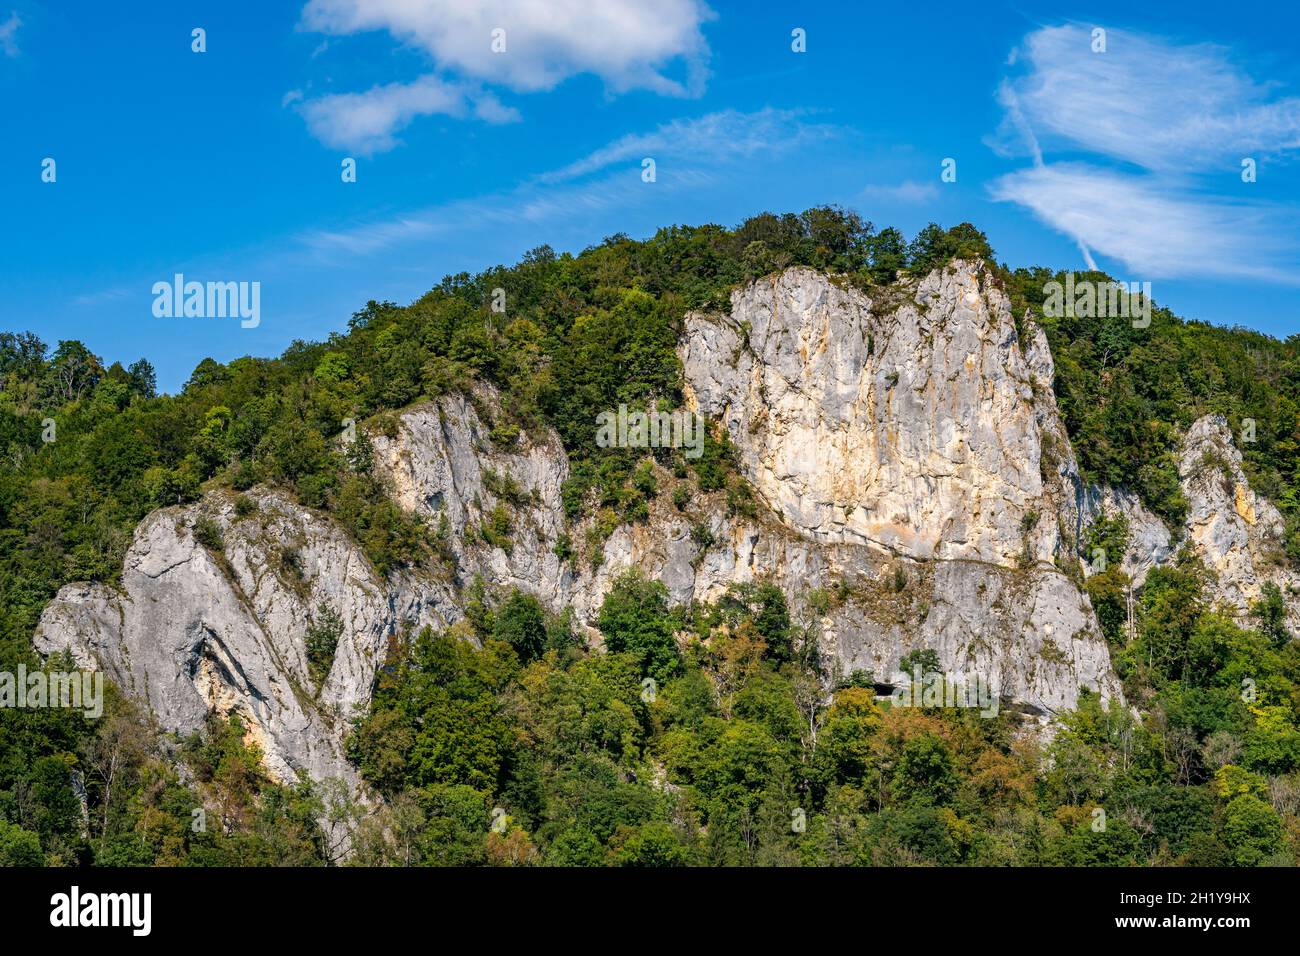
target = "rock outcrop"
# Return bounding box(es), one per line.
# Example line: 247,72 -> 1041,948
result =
33,488 -> 453,789
1177,414 -> 1300,628
369,390 -> 573,611
32,260 -> 1294,799
682,267 -> 1054,564
679,264 -> 1118,711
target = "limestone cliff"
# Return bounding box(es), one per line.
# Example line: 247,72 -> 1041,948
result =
31,261 -> 1293,797
1177,413 -> 1300,629
683,266 -> 1054,564
33,488 -> 452,789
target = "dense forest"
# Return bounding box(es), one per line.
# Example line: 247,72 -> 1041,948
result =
3,208 -> 1300,866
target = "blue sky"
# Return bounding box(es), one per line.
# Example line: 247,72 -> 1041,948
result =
3,0 -> 1300,392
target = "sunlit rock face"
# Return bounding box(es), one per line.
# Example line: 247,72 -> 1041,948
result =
679,262 -> 1120,713
40,262 -> 1295,797
1177,413 -> 1300,629
683,264 -> 1056,565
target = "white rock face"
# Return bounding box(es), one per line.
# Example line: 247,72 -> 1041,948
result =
37,262 -> 1295,795
1177,414 -> 1300,627
678,263 -> 1119,711
369,389 -> 573,610
33,488 -> 454,789
683,266 -> 1054,564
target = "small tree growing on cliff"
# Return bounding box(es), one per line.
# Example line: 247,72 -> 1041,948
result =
491,589 -> 548,663
306,604 -> 344,688
899,648 -> 941,678
597,571 -> 681,684
1251,582 -> 1290,649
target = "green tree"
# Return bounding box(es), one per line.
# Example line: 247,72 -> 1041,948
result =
492,590 -> 548,663
597,572 -> 681,683
1222,794 -> 1284,866
1251,582 -> 1290,648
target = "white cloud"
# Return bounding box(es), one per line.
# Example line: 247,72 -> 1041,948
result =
991,24 -> 1300,282
0,12 -> 21,57
293,0 -> 713,151
300,0 -> 713,95
297,75 -> 520,153
998,24 -> 1300,172
541,108 -> 829,183
990,164 -> 1294,282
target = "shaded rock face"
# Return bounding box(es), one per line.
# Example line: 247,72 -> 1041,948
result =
1020,323 -> 1171,587
32,489 -> 453,789
32,390 -> 580,799
31,262 -> 1294,795
1085,487 -> 1173,586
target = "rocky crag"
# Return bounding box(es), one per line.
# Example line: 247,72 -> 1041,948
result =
33,261 -> 1296,797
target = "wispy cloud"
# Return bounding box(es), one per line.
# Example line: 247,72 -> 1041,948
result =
298,172 -> 653,259
296,75 -> 519,154
989,163 -> 1293,282
541,107 -> 831,183
0,11 -> 21,58
858,179 -> 939,204
994,25 -> 1300,172
293,0 -> 714,152
297,108 -> 830,258
70,287 -> 132,308
991,23 -> 1300,283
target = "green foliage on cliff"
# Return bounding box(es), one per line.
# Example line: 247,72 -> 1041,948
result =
340,566 -> 1299,866
1003,267 -> 1300,547
0,210 -> 992,663
2,208 -> 1298,867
